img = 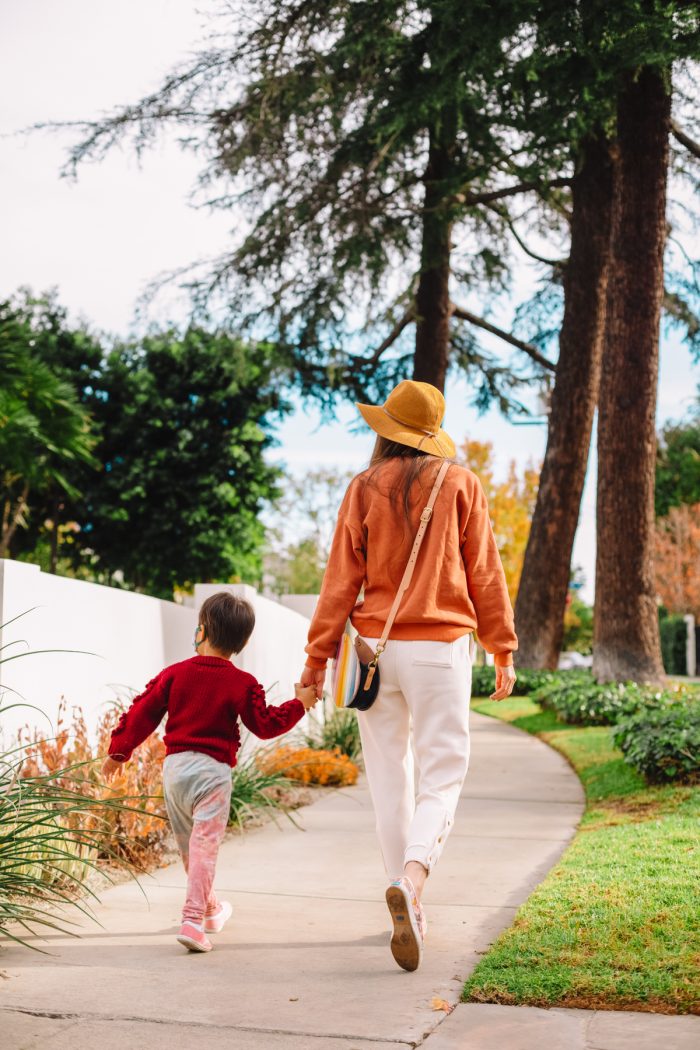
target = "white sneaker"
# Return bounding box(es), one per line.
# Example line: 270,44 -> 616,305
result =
204,900 -> 233,934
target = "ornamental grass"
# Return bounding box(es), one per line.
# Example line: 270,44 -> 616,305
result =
1,699 -> 168,950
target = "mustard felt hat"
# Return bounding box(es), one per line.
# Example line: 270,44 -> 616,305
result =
356,380 -> 456,459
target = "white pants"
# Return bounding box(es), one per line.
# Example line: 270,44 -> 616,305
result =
357,635 -> 472,880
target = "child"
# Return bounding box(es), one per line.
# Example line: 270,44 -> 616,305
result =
102,591 -> 317,953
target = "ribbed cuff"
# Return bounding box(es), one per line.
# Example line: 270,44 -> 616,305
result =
304,655 -> 328,671
493,651 -> 514,668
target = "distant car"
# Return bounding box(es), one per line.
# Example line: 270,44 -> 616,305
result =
558,651 -> 593,670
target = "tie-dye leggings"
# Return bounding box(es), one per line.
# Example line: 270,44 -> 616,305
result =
162,750 -> 232,924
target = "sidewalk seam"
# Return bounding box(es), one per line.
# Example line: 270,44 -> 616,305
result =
1,1007 -> 416,1046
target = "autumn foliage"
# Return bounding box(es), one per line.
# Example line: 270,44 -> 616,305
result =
654,502 -> 700,619
20,700 -> 169,868
457,438 -> 540,603
257,745 -> 359,786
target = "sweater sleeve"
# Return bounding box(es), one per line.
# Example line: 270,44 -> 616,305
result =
240,681 -> 305,740
108,671 -> 170,762
305,482 -> 366,669
461,477 -> 518,657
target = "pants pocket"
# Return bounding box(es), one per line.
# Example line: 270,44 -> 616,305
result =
410,640 -> 454,667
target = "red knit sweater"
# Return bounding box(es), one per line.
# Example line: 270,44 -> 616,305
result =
108,655 -> 305,767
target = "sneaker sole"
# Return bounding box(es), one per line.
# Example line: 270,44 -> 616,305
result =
385,884 -> 422,972
177,933 -> 212,953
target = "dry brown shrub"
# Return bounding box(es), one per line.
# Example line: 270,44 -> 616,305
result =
20,700 -> 169,869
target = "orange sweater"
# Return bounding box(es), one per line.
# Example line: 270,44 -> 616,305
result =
305,458 -> 517,670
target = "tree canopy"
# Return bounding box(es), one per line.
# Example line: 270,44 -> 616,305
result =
3,291 -> 289,597
0,295 -> 96,558
457,437 -> 539,602
655,399 -> 700,518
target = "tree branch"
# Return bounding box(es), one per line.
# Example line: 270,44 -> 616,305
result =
455,176 -> 572,208
363,308 -> 415,364
451,304 -> 556,372
507,222 -> 566,267
485,203 -> 567,266
671,119 -> 700,160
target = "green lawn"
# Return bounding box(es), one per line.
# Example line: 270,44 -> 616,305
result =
463,696 -> 700,1015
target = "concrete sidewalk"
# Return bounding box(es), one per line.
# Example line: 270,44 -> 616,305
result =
424,1003 -> 700,1049
2,712 -> 588,1048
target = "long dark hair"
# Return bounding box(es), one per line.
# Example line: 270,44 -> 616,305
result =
364,436 -> 439,521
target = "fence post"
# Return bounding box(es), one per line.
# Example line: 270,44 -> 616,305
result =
684,614 -> 697,678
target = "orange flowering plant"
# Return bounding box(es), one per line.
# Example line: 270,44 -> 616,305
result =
257,745 -> 359,787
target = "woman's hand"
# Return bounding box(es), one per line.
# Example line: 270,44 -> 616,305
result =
300,664 -> 326,699
490,664 -> 516,702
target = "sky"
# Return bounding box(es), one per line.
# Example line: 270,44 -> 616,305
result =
2,1 -> 697,603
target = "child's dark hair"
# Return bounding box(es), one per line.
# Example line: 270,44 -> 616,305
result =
198,592 -> 255,655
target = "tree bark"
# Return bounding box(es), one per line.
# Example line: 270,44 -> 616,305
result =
593,68 -> 670,684
413,123 -> 455,393
0,485 -> 30,559
514,134 -> 616,668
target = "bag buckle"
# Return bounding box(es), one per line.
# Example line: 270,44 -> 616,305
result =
363,643 -> 385,691
420,507 -> 433,522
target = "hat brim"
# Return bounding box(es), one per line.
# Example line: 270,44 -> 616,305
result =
356,402 -> 456,459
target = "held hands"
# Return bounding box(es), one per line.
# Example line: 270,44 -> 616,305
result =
294,683 -> 320,711
490,664 -> 516,702
101,756 -> 123,782
300,665 -> 326,700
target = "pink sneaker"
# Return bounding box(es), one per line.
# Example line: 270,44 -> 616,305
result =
204,900 -> 233,934
385,876 -> 426,972
177,921 -> 212,953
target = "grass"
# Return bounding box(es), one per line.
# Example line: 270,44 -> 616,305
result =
463,696 -> 700,1015
301,703 -> 363,762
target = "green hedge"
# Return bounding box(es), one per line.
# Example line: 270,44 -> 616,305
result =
530,672 -> 699,729
471,665 -> 558,698
613,703 -> 700,783
531,673 -> 653,726
659,614 -> 687,675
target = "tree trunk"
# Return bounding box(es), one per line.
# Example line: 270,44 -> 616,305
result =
413,124 -> 455,393
514,134 -> 616,668
49,495 -> 61,574
0,485 -> 30,559
593,68 -> 670,684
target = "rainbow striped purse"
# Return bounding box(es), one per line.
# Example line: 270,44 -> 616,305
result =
331,631 -> 380,711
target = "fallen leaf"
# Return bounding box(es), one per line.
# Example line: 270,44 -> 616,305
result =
430,997 -> 453,1014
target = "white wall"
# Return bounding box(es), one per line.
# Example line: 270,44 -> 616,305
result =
0,560 -> 195,747
279,594 -> 320,622
0,563 -> 315,749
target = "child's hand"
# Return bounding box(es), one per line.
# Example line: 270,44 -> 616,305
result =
300,665 -> 326,699
101,756 -> 123,782
294,683 -> 319,711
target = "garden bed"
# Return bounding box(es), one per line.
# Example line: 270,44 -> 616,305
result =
463,695 -> 700,1015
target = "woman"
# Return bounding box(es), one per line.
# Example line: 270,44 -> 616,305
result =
300,379 -> 517,972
